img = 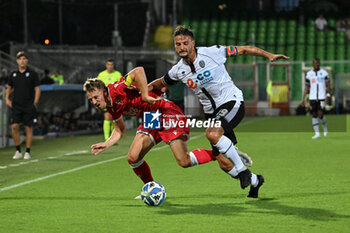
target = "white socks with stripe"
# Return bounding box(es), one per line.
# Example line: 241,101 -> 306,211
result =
214,135 -> 246,173
312,117 -> 320,136
215,135 -> 259,187
321,116 -> 328,135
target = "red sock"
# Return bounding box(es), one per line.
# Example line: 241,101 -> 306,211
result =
190,149 -> 216,165
129,160 -> 154,184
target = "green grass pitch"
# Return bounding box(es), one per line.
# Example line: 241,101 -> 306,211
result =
0,115 -> 349,233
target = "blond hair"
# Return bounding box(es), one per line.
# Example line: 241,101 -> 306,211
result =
83,78 -> 106,92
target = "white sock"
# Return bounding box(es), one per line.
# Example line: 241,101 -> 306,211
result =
321,116 -> 328,133
227,166 -> 239,177
251,173 -> 258,187
215,136 -> 245,171
189,152 -> 198,166
312,117 -> 320,135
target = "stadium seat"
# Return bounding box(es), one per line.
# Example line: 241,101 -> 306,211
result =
287,45 -> 295,60
257,32 -> 266,46
337,45 -> 345,60
316,32 -> 325,45
288,20 -> 297,29
218,20 -> 228,45
307,32 -> 315,45
328,18 -> 336,28
297,32 -> 306,44
316,46 -> 325,60
327,45 -> 335,60
277,33 -> 286,45
197,20 -> 209,45
277,46 -> 286,55
295,45 -> 305,61
337,32 -> 346,45
208,19 -> 219,45
327,31 -> 336,44
287,33 -> 296,45
268,19 -> 277,29
248,20 -> 257,34
306,46 -> 315,61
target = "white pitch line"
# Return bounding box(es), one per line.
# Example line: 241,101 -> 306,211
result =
8,164 -> 21,167
0,166 -> 7,169
65,150 -> 89,156
0,135 -> 205,192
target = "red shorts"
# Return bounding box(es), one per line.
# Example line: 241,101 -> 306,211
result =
137,101 -> 190,144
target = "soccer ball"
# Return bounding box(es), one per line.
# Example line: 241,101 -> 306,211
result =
141,181 -> 166,206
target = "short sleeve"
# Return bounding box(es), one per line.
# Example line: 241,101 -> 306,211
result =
111,113 -> 122,122
305,72 -> 311,85
324,70 -> 329,80
163,65 -> 180,86
8,72 -> 14,87
32,71 -> 40,87
202,46 -> 227,64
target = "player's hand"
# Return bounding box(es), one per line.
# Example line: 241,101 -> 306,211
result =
270,54 -> 290,61
91,142 -> 108,155
142,95 -> 162,105
300,101 -> 305,107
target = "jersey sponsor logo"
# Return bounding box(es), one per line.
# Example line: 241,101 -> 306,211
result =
187,78 -> 198,89
312,78 -> 316,83
143,110 -> 161,129
186,70 -> 213,89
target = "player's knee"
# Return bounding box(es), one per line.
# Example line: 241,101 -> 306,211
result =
205,129 -> 222,144
11,124 -> 19,131
177,159 -> 191,168
126,153 -> 139,164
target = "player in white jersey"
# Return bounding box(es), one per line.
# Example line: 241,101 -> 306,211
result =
149,26 -> 290,198
301,58 -> 330,139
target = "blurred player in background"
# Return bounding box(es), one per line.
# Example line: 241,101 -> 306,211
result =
97,58 -> 122,141
50,69 -> 64,85
149,25 -> 290,198
301,58 -> 330,139
6,51 -> 41,160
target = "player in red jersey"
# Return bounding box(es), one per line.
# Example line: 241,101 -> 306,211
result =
84,67 -> 234,193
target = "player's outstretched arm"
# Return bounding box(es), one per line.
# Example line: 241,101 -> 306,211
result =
127,67 -> 161,105
91,118 -> 126,155
148,78 -> 167,93
236,46 -> 290,61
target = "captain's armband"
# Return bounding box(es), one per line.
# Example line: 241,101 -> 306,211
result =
226,46 -> 238,57
124,74 -> 134,87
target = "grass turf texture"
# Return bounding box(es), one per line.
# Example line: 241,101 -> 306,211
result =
0,115 -> 349,233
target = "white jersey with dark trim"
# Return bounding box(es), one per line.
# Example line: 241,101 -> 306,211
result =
305,68 -> 329,100
164,45 -> 243,114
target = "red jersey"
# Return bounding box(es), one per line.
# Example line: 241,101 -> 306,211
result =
106,79 -> 166,121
